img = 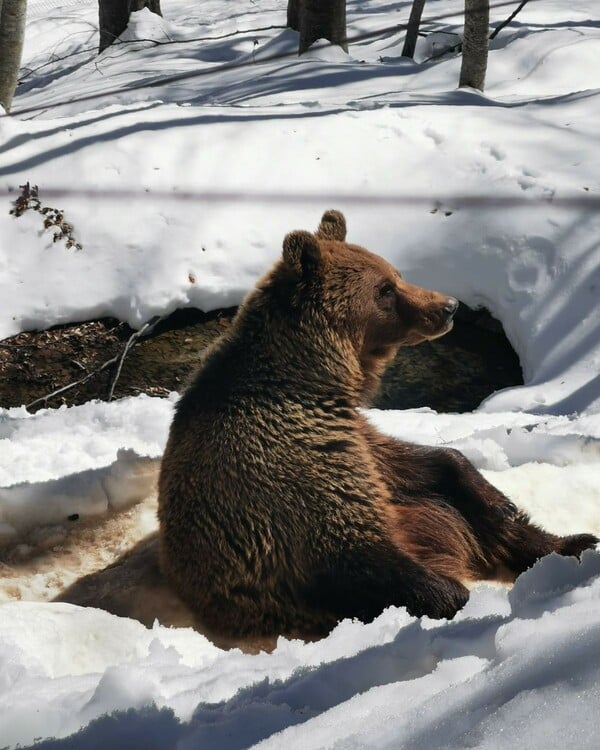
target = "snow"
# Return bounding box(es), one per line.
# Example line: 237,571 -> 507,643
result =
1,0 -> 600,747
0,395 -> 172,486
1,553 -> 599,749
1,1 -> 599,414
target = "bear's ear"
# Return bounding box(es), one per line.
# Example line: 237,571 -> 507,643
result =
315,209 -> 347,242
282,230 -> 322,275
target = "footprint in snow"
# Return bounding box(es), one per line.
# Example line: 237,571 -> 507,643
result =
424,127 -> 444,146
482,142 -> 506,161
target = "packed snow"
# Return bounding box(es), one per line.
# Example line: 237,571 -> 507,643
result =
1,0 -> 599,747
1,553 -> 600,749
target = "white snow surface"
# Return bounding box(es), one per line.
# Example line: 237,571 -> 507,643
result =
1,552 -> 600,749
0,0 -> 598,414
1,1 -> 600,748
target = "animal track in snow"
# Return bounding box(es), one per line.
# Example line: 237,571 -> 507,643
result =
424,127 -> 444,146
482,142 -> 506,161
517,175 -> 537,190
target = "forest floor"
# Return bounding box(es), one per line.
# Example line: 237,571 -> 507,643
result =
0,303 -> 521,412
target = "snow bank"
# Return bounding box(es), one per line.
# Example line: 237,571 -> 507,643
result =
1,552 -> 599,749
1,0 -> 599,414
0,449 -> 158,545
0,395 -> 172,487
0,398 -> 166,596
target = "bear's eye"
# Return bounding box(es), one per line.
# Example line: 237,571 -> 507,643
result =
379,283 -> 395,298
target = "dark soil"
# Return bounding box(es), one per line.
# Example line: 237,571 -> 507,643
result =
0,304 -> 522,413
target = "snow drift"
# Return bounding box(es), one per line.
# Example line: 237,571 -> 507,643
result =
1,551 -> 599,749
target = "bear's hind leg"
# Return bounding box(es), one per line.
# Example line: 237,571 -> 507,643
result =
483,516 -> 598,581
304,538 -> 470,623
364,425 -> 598,581
403,445 -> 598,579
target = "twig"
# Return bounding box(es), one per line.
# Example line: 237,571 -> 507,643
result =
107,314 -> 164,401
422,39 -> 461,64
423,0 -> 532,63
24,314 -> 163,410
25,354 -> 119,410
19,25 -> 287,84
489,0 -> 531,40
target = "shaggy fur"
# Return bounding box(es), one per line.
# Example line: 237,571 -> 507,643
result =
157,210 -> 598,640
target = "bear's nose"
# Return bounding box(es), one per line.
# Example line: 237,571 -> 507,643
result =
443,298 -> 459,318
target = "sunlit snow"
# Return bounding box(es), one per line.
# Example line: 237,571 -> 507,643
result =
0,0 -> 599,747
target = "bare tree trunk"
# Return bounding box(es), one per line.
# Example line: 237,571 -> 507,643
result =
129,0 -> 160,11
287,0 -> 300,31
0,0 -> 26,112
459,0 -> 489,90
401,0 -> 426,59
298,0 -> 347,55
98,0 -> 161,54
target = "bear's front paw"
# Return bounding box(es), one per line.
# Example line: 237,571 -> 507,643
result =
417,576 -> 469,620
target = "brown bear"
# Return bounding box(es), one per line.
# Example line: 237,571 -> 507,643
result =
157,210 -> 598,641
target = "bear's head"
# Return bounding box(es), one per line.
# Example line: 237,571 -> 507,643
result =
276,210 -> 457,371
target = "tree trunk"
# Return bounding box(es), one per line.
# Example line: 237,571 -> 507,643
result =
98,0 -> 162,54
459,0 -> 489,90
298,0 -> 347,55
287,0 -> 300,31
129,0 -> 160,12
0,0 -> 26,113
401,0 -> 426,59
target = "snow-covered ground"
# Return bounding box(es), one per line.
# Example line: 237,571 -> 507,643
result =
1,0 -> 599,747
1,552 -> 599,749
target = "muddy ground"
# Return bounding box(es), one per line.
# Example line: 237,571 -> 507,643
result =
0,304 -> 522,413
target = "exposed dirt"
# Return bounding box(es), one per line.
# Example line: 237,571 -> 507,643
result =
0,492 -> 160,604
0,304 -> 522,413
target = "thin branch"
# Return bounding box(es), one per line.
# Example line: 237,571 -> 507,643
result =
25,354 -> 119,410
422,37 -> 461,63
19,25 -> 287,83
489,0 -> 530,40
107,314 -> 163,401
24,314 -> 164,410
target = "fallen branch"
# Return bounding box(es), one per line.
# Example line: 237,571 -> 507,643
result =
423,0 -> 531,64
25,354 -> 119,410
25,314 -> 165,410
107,314 -> 163,401
489,0 -> 530,40
422,38 -> 461,63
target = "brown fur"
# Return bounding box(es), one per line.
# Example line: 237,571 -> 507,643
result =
156,210 -> 598,641
57,211 -> 598,646
57,533 -> 278,652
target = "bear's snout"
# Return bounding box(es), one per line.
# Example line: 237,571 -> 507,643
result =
443,298 -> 459,318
